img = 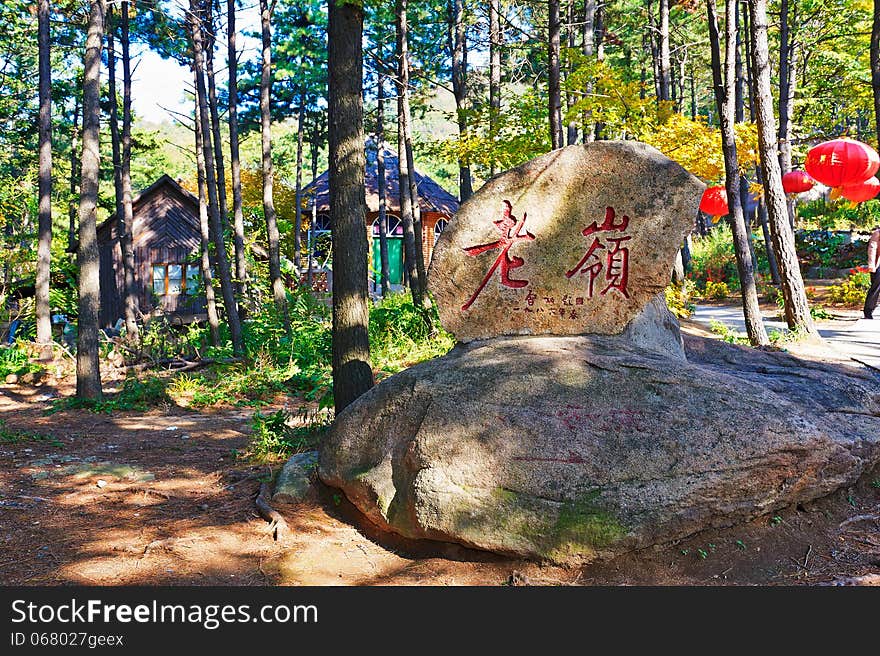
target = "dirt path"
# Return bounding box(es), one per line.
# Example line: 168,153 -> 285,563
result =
2,361 -> 879,586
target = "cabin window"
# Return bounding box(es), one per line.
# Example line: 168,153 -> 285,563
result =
152,265 -> 166,295
167,264 -> 183,295
185,265 -> 200,295
152,263 -> 199,297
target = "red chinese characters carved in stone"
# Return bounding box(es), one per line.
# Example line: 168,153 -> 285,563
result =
461,200 -> 536,311
565,206 -> 631,299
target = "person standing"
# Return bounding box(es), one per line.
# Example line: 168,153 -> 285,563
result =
864,226 -> 880,319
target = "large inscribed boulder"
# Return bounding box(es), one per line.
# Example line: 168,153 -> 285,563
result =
315,141 -> 880,566
428,141 -> 704,342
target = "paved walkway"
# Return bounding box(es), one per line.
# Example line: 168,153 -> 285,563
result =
691,304 -> 880,371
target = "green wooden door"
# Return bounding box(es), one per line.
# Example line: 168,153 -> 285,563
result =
372,237 -> 403,286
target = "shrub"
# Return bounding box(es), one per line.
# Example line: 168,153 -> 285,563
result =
665,282 -> 695,318
828,269 -> 872,306
796,230 -> 866,270
709,319 -> 748,345
759,281 -> 782,305
50,374 -> 170,413
688,226 -> 741,289
797,198 -> 880,231
244,408 -> 330,462
0,344 -> 43,378
369,293 -> 454,377
702,280 -> 731,300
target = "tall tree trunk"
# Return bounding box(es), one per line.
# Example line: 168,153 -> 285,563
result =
396,0 -> 423,307
68,96 -> 79,252
120,0 -> 139,344
36,0 -> 52,357
734,0 -> 757,271
548,0 -> 563,149
659,0 -> 671,101
707,0 -> 769,346
194,66 -> 221,347
873,0 -> 880,149
259,0 -> 290,330
450,0 -> 473,200
107,9 -> 138,344
593,4 -> 605,139
582,0 -> 596,142
294,94 -> 305,273
204,2 -> 229,233
328,0 -> 374,413
778,0 -> 797,229
190,0 -> 244,356
748,0 -> 816,336
744,1 -> 779,283
489,0 -> 502,174
566,1 -> 577,145
76,0 -> 106,401
307,118 -> 320,288
734,2 -> 745,123
405,133 -> 428,306
227,0 -> 248,305
377,64 -> 391,297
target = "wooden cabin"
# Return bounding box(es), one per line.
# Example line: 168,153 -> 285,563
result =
97,175 -> 205,327
303,142 -> 460,288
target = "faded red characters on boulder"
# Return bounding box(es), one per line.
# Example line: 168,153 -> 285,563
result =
460,200 -> 536,311
565,206 -> 632,299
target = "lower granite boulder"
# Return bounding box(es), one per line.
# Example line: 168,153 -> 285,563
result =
318,334 -> 880,565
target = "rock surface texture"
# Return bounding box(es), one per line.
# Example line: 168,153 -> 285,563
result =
319,334 -> 880,564
428,141 -> 704,342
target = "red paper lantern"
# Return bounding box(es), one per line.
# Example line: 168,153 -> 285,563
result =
699,186 -> 728,217
782,170 -> 815,194
840,176 -> 880,203
805,138 -> 880,188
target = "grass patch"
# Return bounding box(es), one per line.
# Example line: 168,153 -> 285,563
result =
240,408 -> 331,462
48,375 -> 170,414
0,420 -> 63,448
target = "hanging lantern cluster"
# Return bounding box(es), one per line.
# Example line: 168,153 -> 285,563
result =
699,185 -> 728,223
805,138 -> 880,203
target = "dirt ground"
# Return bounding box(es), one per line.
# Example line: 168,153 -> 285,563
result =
1,329 -> 879,587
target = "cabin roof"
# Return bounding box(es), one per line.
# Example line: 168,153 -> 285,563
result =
302,145 -> 459,217
97,174 -> 199,237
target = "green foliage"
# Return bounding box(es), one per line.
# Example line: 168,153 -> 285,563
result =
702,280 -> 731,301
828,269 -> 872,306
70,290 -> 453,414
369,293 -> 454,377
709,320 -> 749,346
419,89 -> 551,183
759,281 -> 783,306
664,282 -> 696,318
796,230 -> 866,270
0,344 -> 43,378
687,227 -> 742,291
50,375 -> 170,414
797,199 -> 880,232
0,419 -> 62,448
244,408 -> 329,462
810,305 -> 833,320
